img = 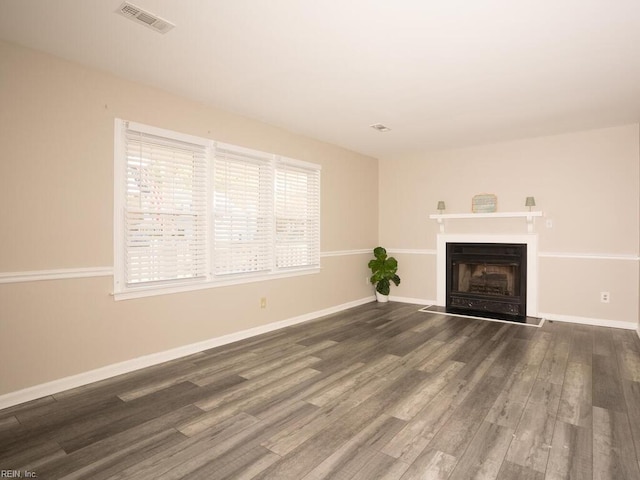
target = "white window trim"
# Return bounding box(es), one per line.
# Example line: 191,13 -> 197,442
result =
113,119 -> 321,301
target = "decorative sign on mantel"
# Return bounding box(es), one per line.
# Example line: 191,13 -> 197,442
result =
472,193 -> 497,213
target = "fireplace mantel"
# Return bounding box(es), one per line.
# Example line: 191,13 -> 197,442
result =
429,211 -> 543,233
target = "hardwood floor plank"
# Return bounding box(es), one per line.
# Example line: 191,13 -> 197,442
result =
621,379 -> 640,460
0,415 -> 20,432
612,330 -> 640,382
3,394 -> 125,448
397,449 -> 457,480
246,361 -> 366,420
593,451 -> 640,480
430,317 -> 470,342
518,331 -> 553,366
54,358 -> 199,404
496,460 -> 544,480
112,353 -> 254,402
447,421 -> 514,480
409,313 -> 449,333
380,378 -> 467,463
504,399 -> 556,473
527,379 -> 562,415
195,356 -> 321,410
183,351 -> 261,383
429,374 -> 507,456
557,362 -> 592,428
187,446 -> 279,480
486,338 -> 531,378
593,353 -> 626,412
381,320 -> 447,357
392,338 -> 447,371
180,367 -> 321,436
536,334 -> 571,386
33,405 -> 202,479
0,439 -> 67,473
58,429 -> 186,480
310,335 -> 397,373
265,367 -> 425,458
593,406 -> 637,465
57,378 -> 244,453
451,328 -> 517,383
219,450 -> 281,480
593,327 -> 615,357
450,323 -> 502,364
490,323 -> 513,342
111,403 -> 316,480
300,414 -> 405,480
348,451 -> 410,480
262,375 -> 392,456
545,420 -> 592,480
416,335 -> 472,373
568,330 -> 593,366
304,354 -> 399,407
254,369 -> 429,480
0,396 -> 57,420
238,340 -> 337,379
485,362 -> 540,429
387,360 -> 465,421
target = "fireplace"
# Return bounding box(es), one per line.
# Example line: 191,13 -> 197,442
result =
446,242 -> 527,321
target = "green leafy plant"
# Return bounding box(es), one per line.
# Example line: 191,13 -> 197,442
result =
368,246 -> 401,296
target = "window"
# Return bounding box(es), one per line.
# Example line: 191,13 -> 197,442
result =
114,119 -> 321,299
275,159 -> 321,269
212,143 -> 273,276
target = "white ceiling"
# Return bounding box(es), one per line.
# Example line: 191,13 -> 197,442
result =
1,0 -> 640,158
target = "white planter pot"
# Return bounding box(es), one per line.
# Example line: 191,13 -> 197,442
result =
375,291 -> 389,303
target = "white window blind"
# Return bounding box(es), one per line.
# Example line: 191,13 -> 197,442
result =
121,122 -> 209,286
114,119 -> 321,299
275,159 -> 321,269
213,143 -> 273,276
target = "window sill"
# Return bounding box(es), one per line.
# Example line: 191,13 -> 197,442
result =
113,267 -> 321,301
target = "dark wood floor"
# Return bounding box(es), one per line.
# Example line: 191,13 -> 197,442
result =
2,302 -> 640,479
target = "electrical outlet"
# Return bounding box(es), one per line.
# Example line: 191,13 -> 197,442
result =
260,297 -> 267,308
600,292 -> 610,303
546,219 -> 553,228
365,276 -> 370,285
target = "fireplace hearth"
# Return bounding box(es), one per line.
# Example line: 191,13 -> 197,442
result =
446,242 -> 527,321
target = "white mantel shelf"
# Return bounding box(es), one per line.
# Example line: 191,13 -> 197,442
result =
429,211 -> 543,233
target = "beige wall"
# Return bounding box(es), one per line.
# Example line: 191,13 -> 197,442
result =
0,41 -> 378,395
380,125 -> 640,325
1,38 -> 638,398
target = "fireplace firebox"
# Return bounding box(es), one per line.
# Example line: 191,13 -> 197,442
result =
446,243 -> 527,321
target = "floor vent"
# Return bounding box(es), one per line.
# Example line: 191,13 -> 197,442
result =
116,2 -> 175,34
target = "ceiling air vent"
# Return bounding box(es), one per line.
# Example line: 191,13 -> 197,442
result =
370,123 -> 391,132
116,2 -> 175,34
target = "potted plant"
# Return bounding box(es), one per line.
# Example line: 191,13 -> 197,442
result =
368,246 -> 401,302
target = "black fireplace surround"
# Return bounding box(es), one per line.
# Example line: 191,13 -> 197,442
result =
446,242 -> 527,321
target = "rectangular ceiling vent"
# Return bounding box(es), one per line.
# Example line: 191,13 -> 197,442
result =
116,2 -> 175,34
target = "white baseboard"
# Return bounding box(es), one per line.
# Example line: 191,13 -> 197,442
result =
538,312 -> 638,330
0,296 -> 375,410
389,296 -> 436,306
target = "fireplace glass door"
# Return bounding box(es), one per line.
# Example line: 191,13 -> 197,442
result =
446,243 -> 527,320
